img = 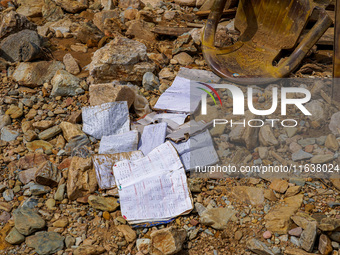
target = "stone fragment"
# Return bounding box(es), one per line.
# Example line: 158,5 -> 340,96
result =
310,154 -> 333,164
76,22 -> 104,45
42,0 -> 64,21
33,121 -> 54,131
26,140 -> 53,152
52,218 -> 68,228
0,224 -> 13,250
67,157 -> 97,200
89,36 -> 156,82
89,84 -> 135,108
325,134 -> 339,151
259,125 -> 279,147
292,150 -> 313,161
151,227 -> 186,255
35,161 -> 60,187
1,126 -> 19,141
54,183 -> 65,201
329,112 -> 340,135
173,52 -> 194,66
73,245 -> 105,255
3,189 -> 14,201
318,234 -> 333,255
0,114 -> 11,129
88,195 -> 119,212
16,0 -> 43,17
17,153 -> 48,170
38,125 -> 61,140
59,121 -> 85,142
137,238 -> 152,253
5,227 -> 25,244
247,238 -> 274,255
13,207 -> 45,236
285,186 -> 301,197
26,231 -> 64,255
269,179 -> 289,193
5,105 -> 23,119
116,225 -> 136,243
232,186 -> 264,206
51,70 -> 83,97
63,53 -> 80,75
142,72 -> 159,91
0,11 -> 37,39
288,227 -> 303,237
199,207 -> 235,230
126,20 -> 156,41
55,0 -> 87,13
300,222 -> 317,252
11,61 -> 65,88
264,194 -> 303,234
305,100 -> 326,121
0,30 -> 43,63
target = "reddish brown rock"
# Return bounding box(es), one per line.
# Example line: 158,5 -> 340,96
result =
17,153 -> 48,170
67,157 -> 97,200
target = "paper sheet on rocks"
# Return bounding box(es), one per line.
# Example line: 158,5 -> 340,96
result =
82,101 -> 129,139
153,67 -> 221,113
113,141 -> 193,224
93,151 -> 144,189
171,130 -> 219,170
99,130 -> 138,154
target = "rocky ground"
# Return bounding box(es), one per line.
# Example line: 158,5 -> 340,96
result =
0,0 -> 339,255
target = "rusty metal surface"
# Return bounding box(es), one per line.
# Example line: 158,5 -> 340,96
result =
202,0 -> 333,84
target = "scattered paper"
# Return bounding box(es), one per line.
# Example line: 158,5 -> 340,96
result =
82,102 -> 130,139
166,120 -> 212,142
171,130 -> 219,170
92,151 -> 144,189
99,130 -> 138,154
138,122 -> 167,155
113,141 -> 193,223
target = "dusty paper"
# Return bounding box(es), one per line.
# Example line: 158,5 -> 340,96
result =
171,130 -> 219,170
153,76 -> 208,113
82,101 -> 130,139
138,122 -> 167,155
99,130 -> 138,154
92,151 -> 144,189
113,141 -> 193,223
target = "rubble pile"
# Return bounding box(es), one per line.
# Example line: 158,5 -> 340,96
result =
0,0 -> 338,255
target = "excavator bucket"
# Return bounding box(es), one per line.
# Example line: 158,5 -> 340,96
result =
202,0 -> 333,84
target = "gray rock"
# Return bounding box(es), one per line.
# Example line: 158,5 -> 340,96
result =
299,222 -> 317,252
13,207 -> 45,236
51,70 -> 83,97
3,189 -> 14,201
292,150 -> 313,161
310,154 -> 334,164
290,236 -> 300,247
142,72 -> 160,91
30,184 -> 51,195
12,60 -> 65,88
0,114 -> 11,129
330,232 -> 340,243
329,111 -> 340,135
0,30 -> 43,63
305,100 -> 326,122
89,36 -> 156,82
5,227 -> 25,244
26,231 -> 64,255
54,183 -> 65,201
298,138 -> 316,147
1,126 -> 19,142
247,238 -> 274,255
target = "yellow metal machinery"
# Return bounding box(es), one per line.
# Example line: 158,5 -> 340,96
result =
202,0 -> 333,85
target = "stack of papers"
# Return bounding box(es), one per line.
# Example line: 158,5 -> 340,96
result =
113,142 -> 193,224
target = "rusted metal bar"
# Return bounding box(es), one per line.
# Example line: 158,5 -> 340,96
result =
333,0 -> 340,102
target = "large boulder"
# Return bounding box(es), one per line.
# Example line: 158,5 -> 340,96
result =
89,36 -> 156,82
